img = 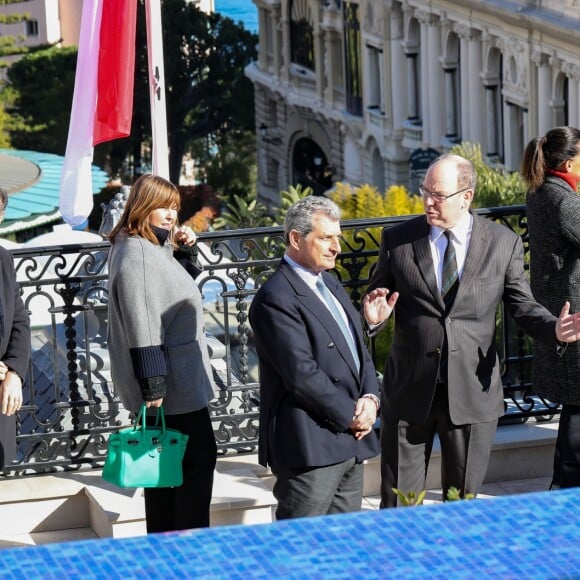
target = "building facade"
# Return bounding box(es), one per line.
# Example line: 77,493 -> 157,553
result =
246,0 -> 580,205
0,0 -> 81,50
0,0 -> 214,55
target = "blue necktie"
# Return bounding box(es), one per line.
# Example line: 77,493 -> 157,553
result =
316,277 -> 360,372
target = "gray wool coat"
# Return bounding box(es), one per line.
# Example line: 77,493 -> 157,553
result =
527,175 -> 580,404
107,233 -> 215,415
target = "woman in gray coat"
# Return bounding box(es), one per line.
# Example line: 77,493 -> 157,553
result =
107,174 -> 216,532
523,126 -> 580,489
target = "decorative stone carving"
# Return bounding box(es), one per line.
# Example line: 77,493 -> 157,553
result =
362,1 -> 383,37
415,9 -> 438,27
99,186 -> 130,238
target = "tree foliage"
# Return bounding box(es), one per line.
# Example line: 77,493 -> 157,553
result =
3,46 -> 77,152
272,184 -> 313,225
201,130 -> 257,203
0,101 -> 11,147
330,181 -> 422,257
212,190 -> 271,231
112,0 -> 258,184
161,0 -> 257,182
1,0 -> 257,194
450,142 -> 526,207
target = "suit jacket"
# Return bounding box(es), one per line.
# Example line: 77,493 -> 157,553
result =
249,259 -> 380,470
0,247 -> 31,468
367,212 -> 558,425
527,175 -> 580,404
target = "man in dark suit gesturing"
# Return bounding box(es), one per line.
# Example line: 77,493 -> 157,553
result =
363,154 -> 580,507
250,196 -> 380,520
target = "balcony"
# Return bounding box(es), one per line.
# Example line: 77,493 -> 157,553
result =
401,118 -> 424,150
0,205 -> 557,479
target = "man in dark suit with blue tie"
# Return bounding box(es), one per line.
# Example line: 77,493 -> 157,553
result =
249,196 -> 380,520
363,154 -> 580,507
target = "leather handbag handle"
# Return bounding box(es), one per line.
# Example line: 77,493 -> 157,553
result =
133,404 -> 167,443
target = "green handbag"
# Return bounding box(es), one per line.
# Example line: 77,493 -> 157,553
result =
102,404 -> 189,488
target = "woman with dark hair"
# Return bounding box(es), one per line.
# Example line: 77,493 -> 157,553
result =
107,174 -> 216,532
523,126 -> 580,489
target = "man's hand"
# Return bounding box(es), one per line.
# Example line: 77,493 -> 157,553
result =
0,370 -> 23,416
363,288 -> 399,326
556,301 -> 580,343
349,397 -> 377,440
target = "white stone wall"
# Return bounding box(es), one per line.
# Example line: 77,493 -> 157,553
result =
0,0 -> 60,46
249,0 -> 580,202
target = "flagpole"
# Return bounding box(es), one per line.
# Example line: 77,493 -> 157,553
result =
145,0 -> 170,179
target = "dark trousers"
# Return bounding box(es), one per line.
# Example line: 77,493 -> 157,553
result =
272,458 -> 363,520
380,383 -> 497,507
144,406 -> 217,533
553,403 -> 580,489
0,413 -> 16,468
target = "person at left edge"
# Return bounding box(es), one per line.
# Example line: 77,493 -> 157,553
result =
107,174 -> 216,533
0,187 -> 31,469
249,196 -> 380,520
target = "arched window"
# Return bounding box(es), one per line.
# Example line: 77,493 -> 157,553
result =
290,0 -> 314,71
553,73 -> 569,126
403,18 -> 421,124
292,138 -> 333,196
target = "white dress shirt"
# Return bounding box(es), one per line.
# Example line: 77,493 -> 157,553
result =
430,212 -> 473,292
284,254 -> 352,331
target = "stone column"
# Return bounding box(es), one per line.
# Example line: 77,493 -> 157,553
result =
273,5 -> 282,77
389,3 -> 406,128
419,12 -> 442,145
467,31 -> 483,145
258,6 -> 267,70
314,27 -> 324,100
281,13 -> 290,82
322,26 -> 335,105
533,52 -> 553,135
454,24 -> 482,144
569,75 -> 580,128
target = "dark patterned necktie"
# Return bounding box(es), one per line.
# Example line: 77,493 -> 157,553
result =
441,230 -> 458,309
438,230 -> 458,383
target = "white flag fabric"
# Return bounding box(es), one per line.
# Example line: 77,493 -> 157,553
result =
60,0 -> 137,227
145,0 -> 170,179
59,0 -> 103,227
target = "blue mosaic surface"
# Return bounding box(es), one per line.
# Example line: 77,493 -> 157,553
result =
2,489 -> 580,579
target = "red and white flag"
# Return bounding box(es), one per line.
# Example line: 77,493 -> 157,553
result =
60,0 -> 137,227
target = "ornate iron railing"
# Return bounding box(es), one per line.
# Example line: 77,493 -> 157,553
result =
1,205 -> 559,475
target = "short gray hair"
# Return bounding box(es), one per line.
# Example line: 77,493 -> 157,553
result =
284,196 -> 341,244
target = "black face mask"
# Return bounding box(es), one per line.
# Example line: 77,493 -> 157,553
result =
150,224 -> 170,245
